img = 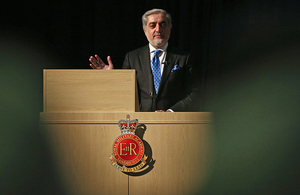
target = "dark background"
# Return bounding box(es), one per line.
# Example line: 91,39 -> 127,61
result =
2,0 -> 300,108
1,0 -> 300,194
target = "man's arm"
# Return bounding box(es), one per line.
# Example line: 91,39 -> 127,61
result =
89,55 -> 114,69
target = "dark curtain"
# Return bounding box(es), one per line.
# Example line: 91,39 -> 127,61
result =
1,0 -> 300,194
2,0 -> 300,107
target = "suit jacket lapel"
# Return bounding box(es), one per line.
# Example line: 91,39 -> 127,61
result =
159,52 -> 177,93
138,45 -> 154,94
138,45 -> 151,75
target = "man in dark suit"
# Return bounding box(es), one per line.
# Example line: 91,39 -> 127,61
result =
89,9 -> 199,112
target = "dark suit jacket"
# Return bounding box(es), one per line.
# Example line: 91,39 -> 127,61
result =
122,45 -> 199,112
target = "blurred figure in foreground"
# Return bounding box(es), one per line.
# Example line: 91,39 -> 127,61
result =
201,27 -> 300,195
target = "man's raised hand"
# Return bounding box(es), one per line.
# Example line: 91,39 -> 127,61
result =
89,55 -> 114,70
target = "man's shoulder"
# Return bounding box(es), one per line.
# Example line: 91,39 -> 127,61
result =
126,45 -> 149,55
125,45 -> 190,57
167,46 -> 190,56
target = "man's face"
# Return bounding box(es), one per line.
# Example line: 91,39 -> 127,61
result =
144,13 -> 171,49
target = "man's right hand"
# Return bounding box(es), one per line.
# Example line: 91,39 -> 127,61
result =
89,55 -> 114,69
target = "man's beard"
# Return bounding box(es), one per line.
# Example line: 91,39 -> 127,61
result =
147,37 -> 165,48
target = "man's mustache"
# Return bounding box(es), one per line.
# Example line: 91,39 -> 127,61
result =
153,33 -> 163,37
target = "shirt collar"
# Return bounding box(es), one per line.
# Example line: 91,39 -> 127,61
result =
149,42 -> 168,53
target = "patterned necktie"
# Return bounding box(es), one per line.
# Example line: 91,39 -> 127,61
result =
151,50 -> 162,94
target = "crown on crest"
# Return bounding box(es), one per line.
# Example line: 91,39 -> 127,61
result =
118,114 -> 138,134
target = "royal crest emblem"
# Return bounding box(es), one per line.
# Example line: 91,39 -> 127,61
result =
109,115 -> 147,172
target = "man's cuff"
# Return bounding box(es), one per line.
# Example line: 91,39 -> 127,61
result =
167,109 -> 174,112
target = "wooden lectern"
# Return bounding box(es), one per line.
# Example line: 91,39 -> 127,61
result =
40,70 -> 212,195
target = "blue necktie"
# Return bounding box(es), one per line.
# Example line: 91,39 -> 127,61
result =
151,50 -> 162,94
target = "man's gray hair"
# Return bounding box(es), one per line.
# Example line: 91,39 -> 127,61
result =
142,9 -> 172,31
